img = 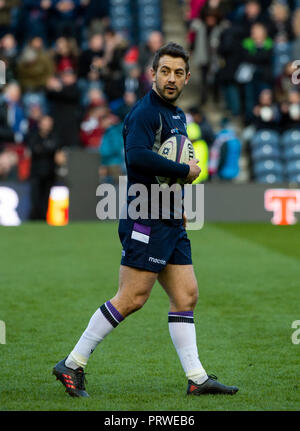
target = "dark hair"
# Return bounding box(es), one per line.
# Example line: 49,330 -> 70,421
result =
152,42 -> 190,74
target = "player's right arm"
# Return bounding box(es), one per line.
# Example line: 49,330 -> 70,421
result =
124,107 -> 190,179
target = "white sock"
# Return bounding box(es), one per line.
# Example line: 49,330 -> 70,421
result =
168,311 -> 208,384
65,301 -> 124,369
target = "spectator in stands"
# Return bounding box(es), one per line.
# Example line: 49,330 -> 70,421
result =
27,102 -> 45,132
269,1 -> 293,42
252,88 -> 281,131
0,148 -> 18,179
83,86 -> 106,108
275,61 -> 299,103
27,114 -> 60,220
83,0 -> 110,29
187,106 -> 216,147
99,118 -> 124,185
17,0 -> 51,45
0,82 -> 27,180
80,104 -> 108,150
100,29 -> 128,107
0,33 -> 18,83
46,68 -> 81,147
291,7 -> 300,60
233,0 -> 267,39
115,91 -> 137,121
0,82 -> 27,146
124,65 -> 144,98
78,33 -> 105,79
190,4 -> 227,104
209,118 -> 241,180
240,22 -> 273,123
186,0 -> 207,49
0,0 -> 20,38
48,0 -> 81,42
16,37 -> 54,92
186,121 -> 209,183
139,64 -> 153,95
138,31 -> 164,72
218,24 -> 243,116
52,36 -> 79,74
280,89 -> 300,132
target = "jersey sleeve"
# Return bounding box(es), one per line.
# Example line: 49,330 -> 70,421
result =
124,107 -> 190,179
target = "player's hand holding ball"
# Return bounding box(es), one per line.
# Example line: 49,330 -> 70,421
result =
186,159 -> 201,183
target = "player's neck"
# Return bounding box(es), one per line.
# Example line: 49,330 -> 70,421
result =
152,85 -> 177,107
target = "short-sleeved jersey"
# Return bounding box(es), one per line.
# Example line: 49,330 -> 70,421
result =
122,89 -> 189,224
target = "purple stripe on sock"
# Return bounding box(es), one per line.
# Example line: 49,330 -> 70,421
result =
168,311 -> 194,317
133,223 -> 151,236
106,301 -> 124,323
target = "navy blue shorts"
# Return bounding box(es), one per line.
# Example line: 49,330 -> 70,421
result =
118,218 -> 192,273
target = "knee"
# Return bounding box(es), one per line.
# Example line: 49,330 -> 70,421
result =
130,294 -> 148,313
187,287 -> 199,310
174,283 -> 199,311
113,291 -> 150,317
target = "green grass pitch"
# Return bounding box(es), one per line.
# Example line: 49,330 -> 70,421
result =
1,221 -> 300,411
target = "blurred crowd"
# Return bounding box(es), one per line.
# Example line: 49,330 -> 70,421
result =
184,0 -> 300,183
1,0 -> 300,219
0,0 -> 165,219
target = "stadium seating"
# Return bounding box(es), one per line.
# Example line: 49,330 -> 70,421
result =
109,0 -> 162,43
109,0 -> 134,42
255,173 -> 285,183
287,173 -> 300,183
285,159 -> 300,183
251,143 -> 281,162
282,142 -> 300,161
250,130 -> 281,150
253,157 -> 284,183
137,0 -> 162,43
281,129 -> 300,147
251,129 -> 285,182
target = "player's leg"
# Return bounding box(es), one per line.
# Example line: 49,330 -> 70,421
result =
158,264 -> 208,384
53,265 -> 157,397
110,264 -> 158,317
158,263 -> 238,395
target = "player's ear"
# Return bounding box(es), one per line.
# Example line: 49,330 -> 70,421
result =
185,71 -> 191,85
150,67 -> 156,82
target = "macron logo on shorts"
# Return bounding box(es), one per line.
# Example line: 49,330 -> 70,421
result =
131,222 -> 151,244
149,256 -> 166,265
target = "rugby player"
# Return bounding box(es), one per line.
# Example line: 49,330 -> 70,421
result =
53,42 -> 239,398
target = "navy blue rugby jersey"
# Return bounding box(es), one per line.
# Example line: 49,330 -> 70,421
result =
122,89 -> 190,223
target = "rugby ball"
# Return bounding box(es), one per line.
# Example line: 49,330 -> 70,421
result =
156,135 -> 195,185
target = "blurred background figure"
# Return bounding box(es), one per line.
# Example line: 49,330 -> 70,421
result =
252,88 -> 281,131
46,69 -> 81,147
209,119 -> 241,181
99,116 -> 124,185
27,114 -> 60,220
0,0 -> 20,38
186,121 -> 209,183
0,82 -> 27,145
0,33 -> 18,82
16,37 -> 54,92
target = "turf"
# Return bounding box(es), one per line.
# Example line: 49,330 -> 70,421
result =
1,221 -> 300,411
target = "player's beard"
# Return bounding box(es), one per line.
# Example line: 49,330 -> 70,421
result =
155,81 -> 183,104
